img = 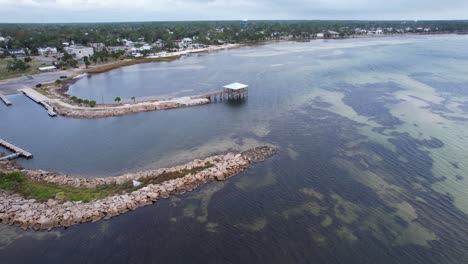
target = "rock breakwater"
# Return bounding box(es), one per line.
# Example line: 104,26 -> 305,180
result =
51,96 -> 210,119
0,146 -> 276,230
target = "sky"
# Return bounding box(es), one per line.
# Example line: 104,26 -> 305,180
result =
0,0 -> 467,23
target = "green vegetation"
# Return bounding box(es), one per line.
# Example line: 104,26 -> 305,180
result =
56,51 -> 78,68
70,95 -> 96,107
6,58 -> 30,72
138,163 -> 213,186
86,56 -> 179,74
114,97 -> 121,103
0,171 -> 136,203
0,66 -> 39,81
0,21 -> 467,54
0,163 -> 214,203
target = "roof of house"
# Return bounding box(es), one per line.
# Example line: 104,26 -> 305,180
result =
223,82 -> 248,90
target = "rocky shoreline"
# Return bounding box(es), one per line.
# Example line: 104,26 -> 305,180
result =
0,146 -> 276,230
51,96 -> 210,119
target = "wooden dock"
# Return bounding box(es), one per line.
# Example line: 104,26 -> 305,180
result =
192,91 -> 224,101
0,93 -> 12,106
0,139 -> 33,159
20,88 -> 57,117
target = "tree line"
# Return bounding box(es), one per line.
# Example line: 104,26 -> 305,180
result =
1,20 -> 467,51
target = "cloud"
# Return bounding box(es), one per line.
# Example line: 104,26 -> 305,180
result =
0,0 -> 467,22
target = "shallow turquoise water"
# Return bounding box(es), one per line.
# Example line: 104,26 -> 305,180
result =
1,35 -> 468,263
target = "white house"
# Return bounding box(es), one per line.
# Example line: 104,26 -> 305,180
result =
328,31 -> 339,38
38,47 -> 58,55
316,33 -> 325,38
89,43 -> 106,52
0,36 -> 5,42
64,45 -> 94,60
138,44 -> 152,51
376,29 -> 384,35
182,38 -> 193,48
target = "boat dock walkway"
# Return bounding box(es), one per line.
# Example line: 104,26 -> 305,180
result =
0,93 -> 12,106
0,139 -> 33,159
19,88 -> 57,116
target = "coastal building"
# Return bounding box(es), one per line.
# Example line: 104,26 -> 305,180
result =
153,39 -> 165,48
6,49 -> 26,56
183,38 -> 193,48
37,46 -> 58,55
327,31 -> 340,38
64,45 -> 94,60
89,43 -> 106,52
316,33 -> 325,38
106,46 -> 128,53
376,29 -> 384,35
122,39 -> 136,47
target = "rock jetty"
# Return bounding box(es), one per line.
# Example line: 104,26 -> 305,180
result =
0,146 -> 276,230
51,96 -> 210,119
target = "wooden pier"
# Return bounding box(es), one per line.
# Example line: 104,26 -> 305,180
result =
192,83 -> 249,102
0,139 -> 33,159
0,93 -> 12,106
20,88 -> 57,117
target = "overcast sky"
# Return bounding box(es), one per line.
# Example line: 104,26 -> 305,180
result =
0,0 -> 467,23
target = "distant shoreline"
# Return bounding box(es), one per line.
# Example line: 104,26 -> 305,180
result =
0,33 -> 463,97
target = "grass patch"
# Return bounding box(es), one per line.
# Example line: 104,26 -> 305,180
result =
0,171 -> 136,203
86,56 -> 180,74
0,67 -> 40,81
0,162 -> 213,203
139,163 -> 213,186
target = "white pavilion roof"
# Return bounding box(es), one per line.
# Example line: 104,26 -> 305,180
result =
223,82 -> 248,90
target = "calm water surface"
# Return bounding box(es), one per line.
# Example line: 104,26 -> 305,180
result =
1,35 -> 468,263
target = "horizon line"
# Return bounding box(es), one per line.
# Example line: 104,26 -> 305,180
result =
1,19 -> 468,25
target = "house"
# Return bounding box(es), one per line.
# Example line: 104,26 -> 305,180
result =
62,42 -> 70,46
106,46 -> 128,53
153,39 -> 165,48
376,29 -> 384,35
64,45 -> 94,60
6,49 -> 26,56
327,31 -> 340,38
182,38 -> 193,48
89,43 -> 106,52
122,39 -> 136,47
316,33 -> 325,38
138,44 -> 152,52
354,28 -> 367,34
37,46 -> 58,55
0,36 -> 5,42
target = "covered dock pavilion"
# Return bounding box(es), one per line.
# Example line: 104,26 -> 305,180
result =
222,82 -> 249,100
